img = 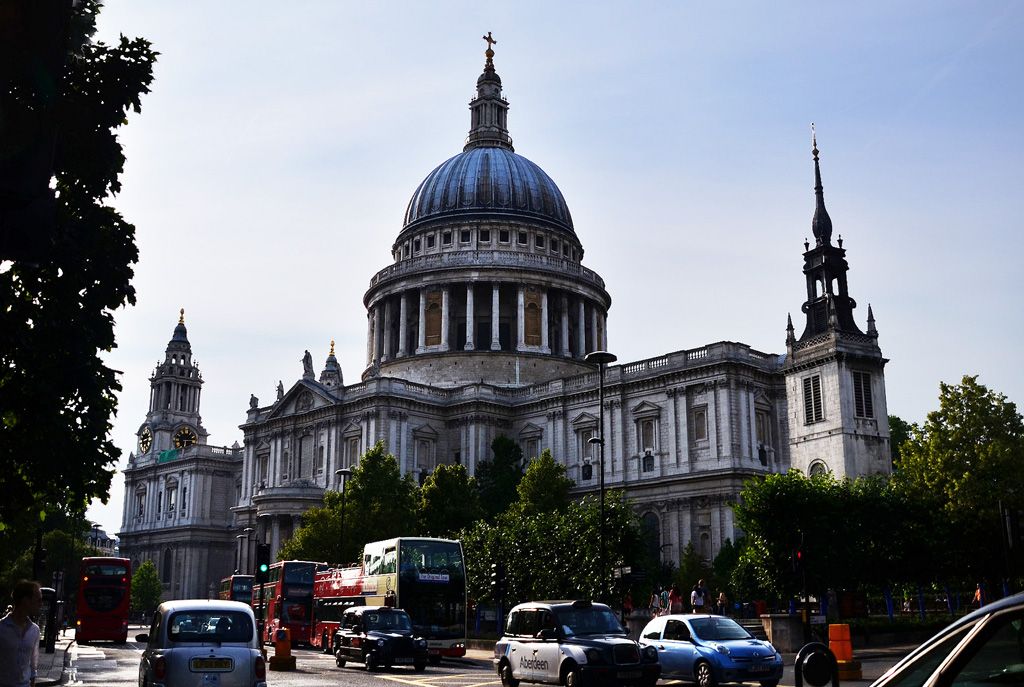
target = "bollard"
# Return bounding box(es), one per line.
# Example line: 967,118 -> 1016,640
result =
269,627 -> 296,671
828,624 -> 862,680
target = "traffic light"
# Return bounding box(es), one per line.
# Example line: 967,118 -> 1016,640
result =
255,544 -> 271,583
792,548 -> 804,573
490,561 -> 506,600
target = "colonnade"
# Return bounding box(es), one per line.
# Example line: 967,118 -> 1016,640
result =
366,282 -> 608,366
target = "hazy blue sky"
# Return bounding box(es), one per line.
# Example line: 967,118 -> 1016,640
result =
88,1 -> 1024,534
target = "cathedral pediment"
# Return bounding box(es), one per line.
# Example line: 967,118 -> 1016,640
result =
518,422 -> 544,438
266,380 -> 338,419
630,400 -> 662,418
570,411 -> 598,428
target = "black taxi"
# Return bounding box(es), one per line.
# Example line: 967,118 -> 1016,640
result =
333,606 -> 429,672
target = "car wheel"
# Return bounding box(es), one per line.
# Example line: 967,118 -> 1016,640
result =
414,660 -> 427,672
429,655 -> 442,666
365,651 -> 378,671
695,661 -> 717,687
501,661 -> 520,687
760,681 -> 779,687
334,645 -> 347,668
563,661 -> 581,687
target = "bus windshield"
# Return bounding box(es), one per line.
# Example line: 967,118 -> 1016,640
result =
82,562 -> 129,578
232,578 -> 253,597
283,563 -> 318,586
398,540 -> 465,639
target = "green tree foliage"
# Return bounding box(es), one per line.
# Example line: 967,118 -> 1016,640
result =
892,375 -> 1024,581
131,560 -> 163,617
475,436 -> 524,520
0,1 -> 155,539
888,415 -> 914,469
279,441 -> 418,564
1,526 -> 96,603
419,463 -> 482,537
511,449 -> 574,517
461,490 -> 644,606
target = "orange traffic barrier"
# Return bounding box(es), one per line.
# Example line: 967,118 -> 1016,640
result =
829,623 -> 853,661
269,627 -> 296,671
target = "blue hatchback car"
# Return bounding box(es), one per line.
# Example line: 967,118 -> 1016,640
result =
639,614 -> 783,687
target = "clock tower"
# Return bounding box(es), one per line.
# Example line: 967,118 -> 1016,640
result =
137,309 -> 209,456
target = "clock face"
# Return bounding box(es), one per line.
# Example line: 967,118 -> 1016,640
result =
174,426 -> 198,449
139,427 -> 153,453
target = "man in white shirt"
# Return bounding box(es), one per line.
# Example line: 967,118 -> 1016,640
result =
690,579 -> 708,612
0,580 -> 42,687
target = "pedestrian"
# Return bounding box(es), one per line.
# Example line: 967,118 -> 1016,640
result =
659,586 -> 670,615
716,591 -> 729,616
649,586 -> 662,616
691,579 -> 708,612
0,579 -> 43,687
669,584 -> 683,614
622,591 -> 634,622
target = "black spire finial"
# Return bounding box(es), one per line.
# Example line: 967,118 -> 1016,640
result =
465,33 -> 513,151
867,304 -> 877,336
811,123 -> 833,246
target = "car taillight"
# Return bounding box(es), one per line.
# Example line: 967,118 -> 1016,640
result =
255,655 -> 266,680
153,656 -> 167,680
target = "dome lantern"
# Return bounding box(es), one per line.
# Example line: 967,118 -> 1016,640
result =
465,32 -> 513,152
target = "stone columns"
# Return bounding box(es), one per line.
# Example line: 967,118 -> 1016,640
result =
591,307 -> 599,352
602,310 -> 609,350
577,300 -> 586,357
491,283 -> 501,350
398,293 -> 408,357
371,305 -> 381,363
516,285 -> 526,351
440,286 -> 450,351
541,290 -> 550,352
270,516 -> 281,560
366,313 -> 373,365
560,294 -> 570,357
464,284 -> 475,350
382,300 -> 392,361
416,289 -> 426,353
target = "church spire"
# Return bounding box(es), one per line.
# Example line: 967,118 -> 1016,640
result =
811,124 -> 833,246
465,32 -> 514,152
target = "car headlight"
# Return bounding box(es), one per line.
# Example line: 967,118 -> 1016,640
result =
643,645 -> 658,661
715,644 -> 730,655
377,639 -> 385,647
585,648 -> 606,664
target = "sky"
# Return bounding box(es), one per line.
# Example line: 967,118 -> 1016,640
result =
87,1 -> 1024,535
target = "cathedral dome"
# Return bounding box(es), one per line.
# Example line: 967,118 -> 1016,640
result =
403,146 -> 574,234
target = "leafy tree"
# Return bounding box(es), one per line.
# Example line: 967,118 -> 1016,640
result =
279,441 -> 418,564
419,463 -> 482,537
676,542 -> 710,594
132,560 -> 163,617
511,449 -> 574,517
888,415 -> 914,469
893,375 -> 1024,581
0,0 -> 155,541
475,436 -> 524,520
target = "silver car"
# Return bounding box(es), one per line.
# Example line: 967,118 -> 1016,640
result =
136,599 -> 267,687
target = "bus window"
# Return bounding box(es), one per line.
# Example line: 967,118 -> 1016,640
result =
383,548 -> 397,574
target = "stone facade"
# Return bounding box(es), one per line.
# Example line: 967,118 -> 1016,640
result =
121,47 -> 892,598
118,311 -> 243,600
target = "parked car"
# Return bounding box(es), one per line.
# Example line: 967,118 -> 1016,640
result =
638,614 -> 783,687
494,599 -> 661,687
871,591 -> 1024,687
136,599 -> 266,687
332,606 -> 429,671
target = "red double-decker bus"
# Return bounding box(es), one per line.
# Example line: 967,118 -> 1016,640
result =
76,557 -> 131,643
255,560 -> 325,645
218,574 -> 254,604
310,537 -> 466,661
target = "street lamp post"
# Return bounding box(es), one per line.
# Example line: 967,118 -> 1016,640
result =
235,526 -> 255,574
335,468 -> 352,565
585,350 -> 617,604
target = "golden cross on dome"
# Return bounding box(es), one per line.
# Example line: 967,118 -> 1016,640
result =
329,339 -> 335,356
482,31 -> 497,50
178,308 -> 185,324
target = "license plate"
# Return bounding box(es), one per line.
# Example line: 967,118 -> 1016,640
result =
394,657 -> 414,664
748,664 -> 771,673
618,671 -> 642,680
190,657 -> 233,671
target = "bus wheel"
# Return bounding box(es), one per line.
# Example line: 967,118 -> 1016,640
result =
322,633 -> 331,654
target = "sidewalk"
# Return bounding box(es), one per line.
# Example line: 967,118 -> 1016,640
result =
37,635 -> 74,686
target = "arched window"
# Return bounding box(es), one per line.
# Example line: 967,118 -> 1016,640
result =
809,460 -> 829,476
425,293 -> 442,346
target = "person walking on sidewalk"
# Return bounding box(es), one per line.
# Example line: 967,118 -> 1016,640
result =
0,580 -> 43,687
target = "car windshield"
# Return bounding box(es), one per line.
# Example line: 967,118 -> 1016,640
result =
555,607 -> 626,636
167,610 -> 254,643
690,617 -> 753,641
364,611 -> 413,632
